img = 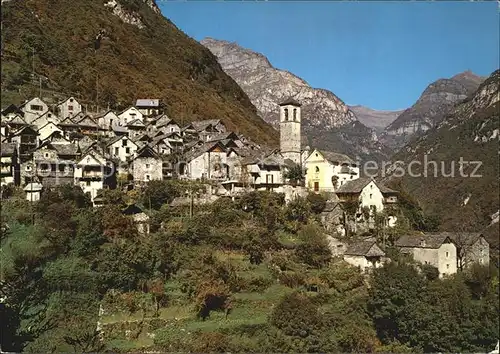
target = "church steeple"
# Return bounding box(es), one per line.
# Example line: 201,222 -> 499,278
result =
279,97 -> 301,164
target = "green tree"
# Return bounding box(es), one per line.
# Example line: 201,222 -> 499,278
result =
295,224 -> 332,268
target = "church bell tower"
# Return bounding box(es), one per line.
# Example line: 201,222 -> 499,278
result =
279,98 -> 301,164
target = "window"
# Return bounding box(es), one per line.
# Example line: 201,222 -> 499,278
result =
86,181 -> 91,186
314,182 -> 319,192
68,105 -> 74,111
122,139 -> 128,147
446,264 -> 450,269
170,127 -> 174,132
446,251 -> 449,258
125,147 -> 130,154
284,108 -> 289,121
44,152 -> 49,158
146,163 -> 150,169
293,108 -> 297,121
114,147 -> 119,155
369,194 -> 373,199
266,174 -> 273,184
25,165 -> 32,171
146,174 -> 150,181
30,104 -> 43,111
315,166 -> 320,173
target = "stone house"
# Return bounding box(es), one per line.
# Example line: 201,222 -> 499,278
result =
56,97 -> 82,119
126,119 -> 147,140
106,135 -> 138,163
32,142 -> 78,187
19,97 -> 48,124
38,121 -> 63,141
192,119 -> 227,142
180,123 -> 199,139
135,99 -> 161,117
9,125 -> 39,161
343,240 -> 386,272
446,232 -> 490,269
6,115 -> 29,132
157,118 -> 181,134
57,117 -> 81,137
335,177 -> 398,215
122,204 -> 150,236
1,142 -> 18,186
74,149 -> 115,203
31,111 -> 59,131
395,233 -> 458,277
1,104 -> 24,120
75,116 -> 102,137
181,141 -> 230,180
131,145 -> 163,183
117,107 -> 143,126
24,182 -> 43,202
305,149 -> 359,192
241,152 -> 286,192
95,110 -> 120,131
150,136 -> 172,156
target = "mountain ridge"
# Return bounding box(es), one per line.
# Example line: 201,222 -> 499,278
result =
386,69 -> 499,245
382,70 -> 485,150
201,37 -> 391,161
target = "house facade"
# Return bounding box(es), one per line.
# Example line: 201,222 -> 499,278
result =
20,97 -> 48,124
305,149 -> 359,192
343,240 -> 386,272
395,233 -> 458,277
336,178 -> 397,213
135,99 -> 161,117
57,97 -> 82,118
74,150 -> 114,202
1,143 -> 18,186
107,136 -> 138,163
182,142 -> 229,180
447,232 -> 490,269
118,107 -> 144,126
132,145 -> 163,183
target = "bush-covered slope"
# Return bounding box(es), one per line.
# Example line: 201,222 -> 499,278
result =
0,0 -> 277,145
387,70 -> 499,244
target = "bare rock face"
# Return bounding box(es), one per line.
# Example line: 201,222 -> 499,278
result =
202,37 -> 390,161
106,0 -> 161,28
349,105 -> 402,133
382,71 -> 485,150
202,38 -> 355,130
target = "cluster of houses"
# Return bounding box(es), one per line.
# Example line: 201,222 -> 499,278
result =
336,231 -> 490,277
0,96 -> 399,212
1,95 -> 490,276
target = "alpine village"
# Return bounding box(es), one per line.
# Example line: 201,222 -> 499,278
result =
0,0 -> 499,353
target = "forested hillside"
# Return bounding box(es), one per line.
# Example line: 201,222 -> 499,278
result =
1,183 -> 498,352
0,0 -> 277,145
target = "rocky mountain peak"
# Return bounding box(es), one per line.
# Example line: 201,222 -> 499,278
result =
202,38 -> 391,161
201,38 -> 355,129
201,38 -> 274,71
382,70 -> 485,150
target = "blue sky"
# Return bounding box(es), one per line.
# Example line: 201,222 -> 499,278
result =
159,1 -> 499,110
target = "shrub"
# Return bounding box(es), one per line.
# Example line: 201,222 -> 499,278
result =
307,193 -> 327,214
295,224 -> 332,268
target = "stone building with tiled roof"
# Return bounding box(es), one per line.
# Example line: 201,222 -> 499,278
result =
395,232 -> 457,277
